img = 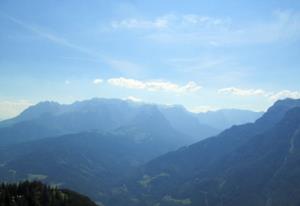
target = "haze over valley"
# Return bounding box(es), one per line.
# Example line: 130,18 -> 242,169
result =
1,0 -> 300,205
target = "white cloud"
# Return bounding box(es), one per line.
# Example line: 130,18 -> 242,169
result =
218,87 -> 300,101
107,77 -> 201,93
93,78 -> 103,85
145,81 -> 179,92
218,87 -> 266,96
188,105 -> 220,113
180,81 -> 202,92
268,90 -> 300,101
125,96 -> 143,102
108,77 -> 145,89
0,100 -> 33,120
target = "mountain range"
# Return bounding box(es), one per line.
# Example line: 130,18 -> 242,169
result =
0,98 -> 262,147
3,98 -> 295,206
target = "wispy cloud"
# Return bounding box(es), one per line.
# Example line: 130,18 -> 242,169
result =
93,79 -> 103,85
167,56 -> 230,72
107,77 -> 201,93
2,14 -> 99,56
65,80 -> 71,85
112,10 -> 300,46
111,14 -> 228,31
218,87 -> 266,96
105,58 -> 145,76
268,90 -> 300,101
111,15 -> 170,29
1,13 -> 144,76
218,87 -> 300,101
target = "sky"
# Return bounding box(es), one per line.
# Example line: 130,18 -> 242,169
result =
1,0 -> 300,119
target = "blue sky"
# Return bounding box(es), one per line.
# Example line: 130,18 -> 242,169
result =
1,0 -> 300,119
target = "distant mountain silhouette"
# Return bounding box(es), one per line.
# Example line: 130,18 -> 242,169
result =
159,105 -> 219,142
0,98 -> 261,146
0,99 -> 140,145
197,108 -> 263,130
0,99 -> 206,146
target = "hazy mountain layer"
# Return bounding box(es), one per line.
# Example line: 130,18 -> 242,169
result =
107,99 -> 300,206
0,99 -> 211,146
0,98 -> 262,147
197,108 -> 263,130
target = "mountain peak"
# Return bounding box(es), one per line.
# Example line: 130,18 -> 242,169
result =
269,98 -> 300,110
16,101 -> 61,121
255,98 -> 300,129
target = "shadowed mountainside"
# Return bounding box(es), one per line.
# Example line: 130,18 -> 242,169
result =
107,99 -> 300,206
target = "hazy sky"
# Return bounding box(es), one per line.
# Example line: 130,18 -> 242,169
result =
1,0 -> 300,119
